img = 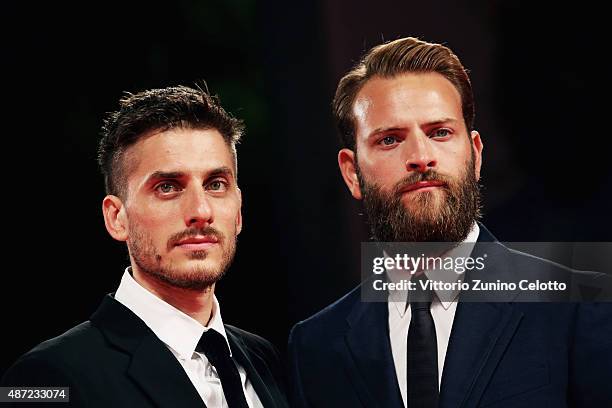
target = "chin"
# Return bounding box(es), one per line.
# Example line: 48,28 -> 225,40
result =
173,263 -> 223,280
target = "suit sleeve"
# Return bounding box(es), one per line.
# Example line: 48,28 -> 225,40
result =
288,322 -> 311,408
1,354 -> 88,407
568,302 -> 612,406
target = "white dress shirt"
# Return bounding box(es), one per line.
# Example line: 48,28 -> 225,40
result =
387,223 -> 480,407
115,268 -> 263,408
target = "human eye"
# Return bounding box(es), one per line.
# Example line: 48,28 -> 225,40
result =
154,181 -> 182,195
206,178 -> 228,192
430,128 -> 452,138
378,135 -> 400,146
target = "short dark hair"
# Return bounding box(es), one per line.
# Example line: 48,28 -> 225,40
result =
333,37 -> 475,151
98,85 -> 244,199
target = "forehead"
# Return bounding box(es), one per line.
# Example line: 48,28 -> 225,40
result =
352,72 -> 463,135
126,127 -> 234,179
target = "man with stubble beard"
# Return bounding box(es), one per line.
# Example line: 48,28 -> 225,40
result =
289,37 -> 612,407
2,86 -> 288,408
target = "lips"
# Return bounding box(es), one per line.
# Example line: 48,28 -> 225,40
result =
175,235 -> 219,250
401,180 -> 446,193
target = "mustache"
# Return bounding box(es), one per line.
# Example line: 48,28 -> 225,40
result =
167,227 -> 225,251
391,170 -> 453,196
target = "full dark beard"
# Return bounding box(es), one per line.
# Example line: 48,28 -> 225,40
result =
358,155 -> 481,243
128,226 -> 236,291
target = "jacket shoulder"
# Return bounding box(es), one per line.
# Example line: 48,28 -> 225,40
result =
1,320 -> 100,400
8,321 -> 101,369
290,283 -> 362,340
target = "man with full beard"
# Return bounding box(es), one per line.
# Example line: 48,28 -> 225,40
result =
288,37 -> 612,407
2,86 -> 288,408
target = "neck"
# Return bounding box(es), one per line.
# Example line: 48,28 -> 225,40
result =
131,267 -> 215,327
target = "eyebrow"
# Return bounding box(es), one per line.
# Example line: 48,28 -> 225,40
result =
146,166 -> 235,184
369,126 -> 405,138
207,166 -> 234,179
147,171 -> 185,182
368,117 -> 459,139
422,117 -> 459,127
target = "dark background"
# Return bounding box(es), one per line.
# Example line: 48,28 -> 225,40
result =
3,0 -> 611,375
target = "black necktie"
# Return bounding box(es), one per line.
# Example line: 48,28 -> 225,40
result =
407,281 -> 439,407
196,330 -> 250,408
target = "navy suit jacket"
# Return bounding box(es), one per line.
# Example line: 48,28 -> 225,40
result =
2,294 -> 289,408
289,225 -> 612,407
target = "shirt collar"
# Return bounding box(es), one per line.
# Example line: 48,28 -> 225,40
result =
388,222 -> 480,315
114,267 -> 232,359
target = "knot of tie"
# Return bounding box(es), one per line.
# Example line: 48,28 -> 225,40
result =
196,329 -> 229,367
408,274 -> 434,307
410,301 -> 432,311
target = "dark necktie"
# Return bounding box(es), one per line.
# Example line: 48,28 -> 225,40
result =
196,329 -> 250,408
407,280 -> 439,407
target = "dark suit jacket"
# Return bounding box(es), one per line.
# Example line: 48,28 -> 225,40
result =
289,225 -> 612,407
2,294 -> 289,408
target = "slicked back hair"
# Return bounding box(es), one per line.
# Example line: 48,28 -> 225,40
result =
333,37 -> 475,151
98,85 -> 244,200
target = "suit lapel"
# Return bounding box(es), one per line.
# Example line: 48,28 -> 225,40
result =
341,299 -> 403,408
128,333 -> 206,407
439,223 -> 524,407
226,329 -> 284,408
440,302 -> 523,407
91,295 -> 205,408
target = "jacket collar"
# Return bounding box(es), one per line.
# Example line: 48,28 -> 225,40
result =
440,222 -> 525,407
342,297 -> 404,407
226,327 -> 288,408
90,294 -> 206,408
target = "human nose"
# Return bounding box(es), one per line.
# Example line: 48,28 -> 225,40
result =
183,187 -> 214,228
403,132 -> 437,173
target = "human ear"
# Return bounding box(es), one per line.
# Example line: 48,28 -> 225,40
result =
338,148 -> 363,200
102,195 -> 129,242
470,131 -> 484,181
235,187 -> 243,235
